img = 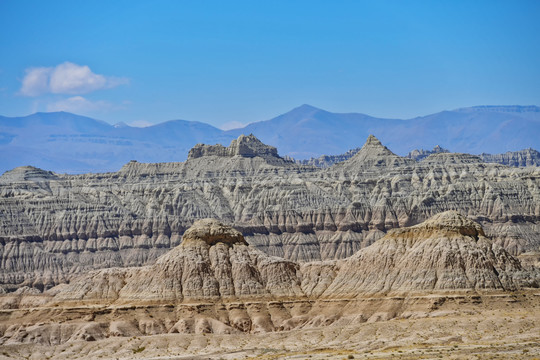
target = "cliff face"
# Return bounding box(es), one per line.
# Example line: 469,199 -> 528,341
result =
481,148 -> 540,167
407,145 -> 449,161
51,214 -> 535,304
1,135 -> 540,292
296,147 -> 362,168
188,134 -> 281,161
1,216 -> 537,345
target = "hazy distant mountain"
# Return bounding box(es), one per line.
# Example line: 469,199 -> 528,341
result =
1,105 -> 539,174
227,104 -> 404,159
0,112 -> 235,173
229,104 -> 540,159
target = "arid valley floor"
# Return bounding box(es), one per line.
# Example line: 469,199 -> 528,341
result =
2,294 -> 539,359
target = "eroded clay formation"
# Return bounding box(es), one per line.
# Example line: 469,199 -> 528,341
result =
0,215 -> 538,344
1,134 -> 540,292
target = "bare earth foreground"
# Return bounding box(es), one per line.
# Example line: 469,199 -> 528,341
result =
1,294 -> 539,360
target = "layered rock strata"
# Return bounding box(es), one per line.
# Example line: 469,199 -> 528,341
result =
296,147 -> 362,168
1,134 -> 540,291
0,214 -> 537,345
52,219 -> 303,303
297,145 -> 540,168
26,214 -> 540,301
481,148 -> 540,167
407,145 -> 450,161
188,134 -> 285,165
322,211 -> 534,297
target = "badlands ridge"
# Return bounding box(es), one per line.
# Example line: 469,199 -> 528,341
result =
1,135 -> 540,293
0,213 -> 538,345
0,135 -> 539,358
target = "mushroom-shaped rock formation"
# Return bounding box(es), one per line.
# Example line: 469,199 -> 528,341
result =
180,218 -> 247,246
322,211 -> 533,296
53,219 -> 303,303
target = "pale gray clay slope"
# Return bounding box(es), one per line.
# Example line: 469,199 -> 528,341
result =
50,214 -> 538,304
1,134 -> 540,292
481,148 -> 540,167
407,145 -> 450,161
0,215 -> 538,345
54,219 -> 303,303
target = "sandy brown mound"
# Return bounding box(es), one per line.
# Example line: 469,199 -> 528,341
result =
323,211 -> 532,296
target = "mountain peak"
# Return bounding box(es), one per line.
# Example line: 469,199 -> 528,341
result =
0,166 -> 58,183
364,134 -> 383,146
297,104 -> 319,110
336,135 -> 413,170
286,104 -> 322,115
358,134 -> 391,155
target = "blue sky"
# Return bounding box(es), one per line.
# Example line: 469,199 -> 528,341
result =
1,0 -> 539,129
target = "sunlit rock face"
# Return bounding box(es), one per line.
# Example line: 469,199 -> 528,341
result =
1,134 -> 540,291
188,134 -> 280,160
51,214 -> 537,304
322,211 -> 535,297
480,148 -> 540,167
52,219 -> 303,303
1,215 -> 537,346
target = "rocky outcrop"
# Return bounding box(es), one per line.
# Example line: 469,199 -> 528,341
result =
296,147 -> 362,168
53,219 -> 303,303
1,134 -> 540,292
481,148 -> 540,167
334,134 -> 415,173
0,166 -> 58,183
0,215 -> 537,345
407,145 -> 449,161
46,214 -> 540,302
188,134 -> 281,161
323,211 -> 535,297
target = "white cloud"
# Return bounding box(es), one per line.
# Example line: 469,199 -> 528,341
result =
19,62 -> 128,96
20,67 -> 52,96
49,62 -> 107,94
46,96 -> 113,113
220,121 -> 249,130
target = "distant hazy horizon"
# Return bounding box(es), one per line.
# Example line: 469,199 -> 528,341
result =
2,104 -> 539,174
2,103 -> 540,130
1,1 -> 539,129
